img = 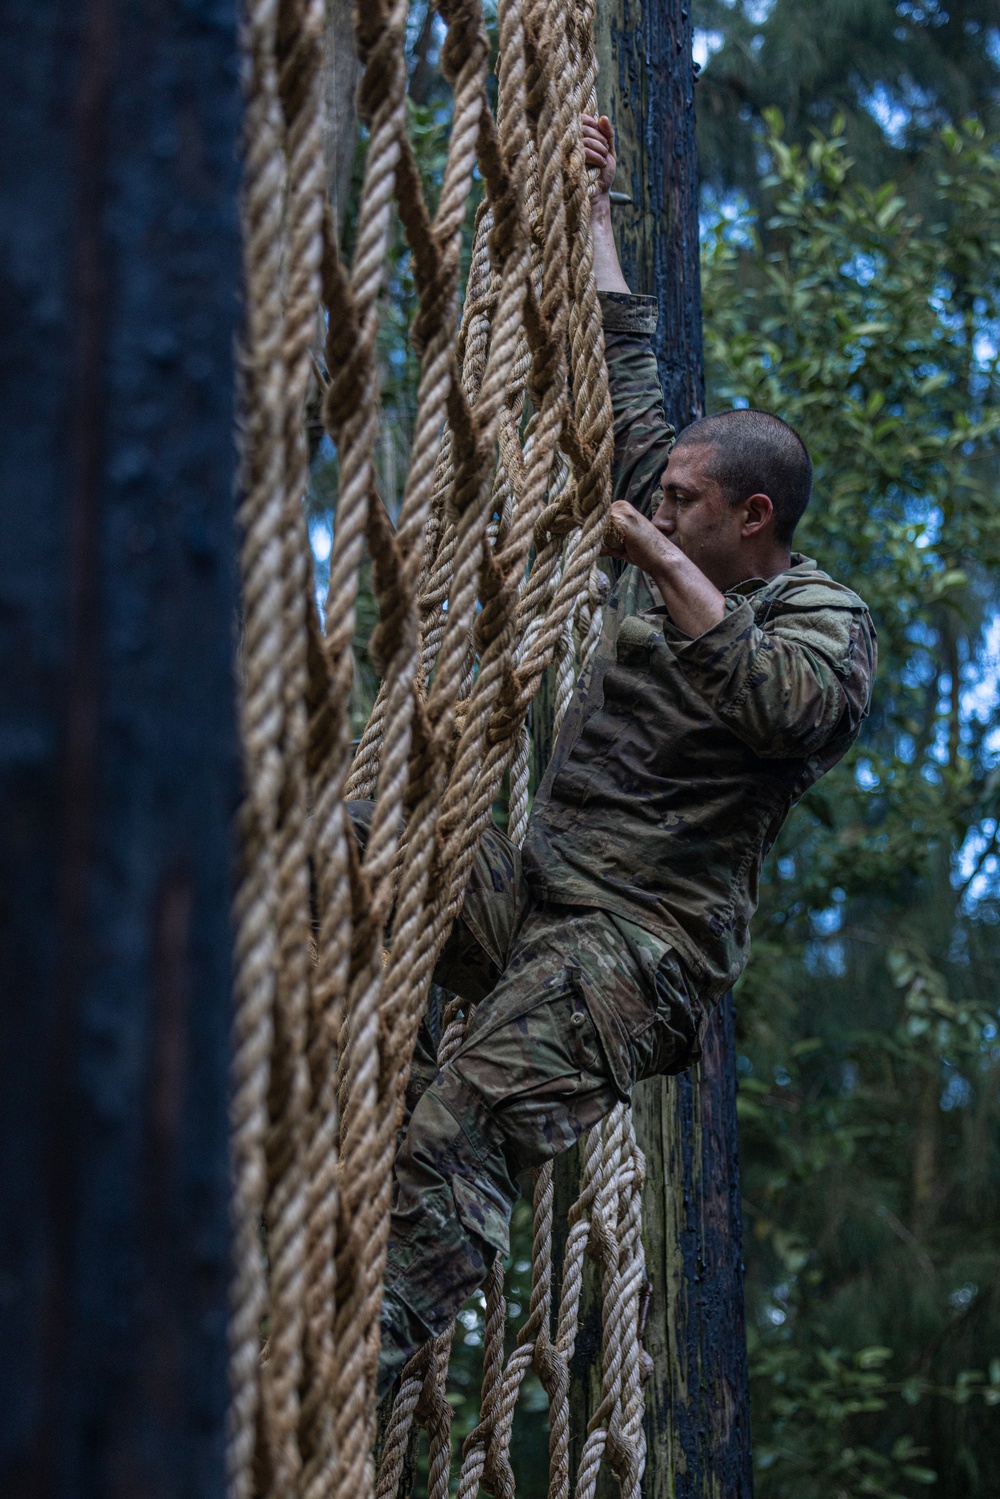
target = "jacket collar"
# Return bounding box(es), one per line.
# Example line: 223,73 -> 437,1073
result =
727,553 -> 818,599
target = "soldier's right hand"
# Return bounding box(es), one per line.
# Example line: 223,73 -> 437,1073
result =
583,114 -> 617,196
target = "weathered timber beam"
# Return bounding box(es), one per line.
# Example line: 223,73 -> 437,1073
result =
557,0 -> 754,1493
0,1 -> 241,1493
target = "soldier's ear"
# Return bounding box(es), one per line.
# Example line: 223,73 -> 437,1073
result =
741,493 -> 774,536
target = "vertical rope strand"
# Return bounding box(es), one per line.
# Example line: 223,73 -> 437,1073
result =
233,0 -> 652,1492
229,0 -> 288,1490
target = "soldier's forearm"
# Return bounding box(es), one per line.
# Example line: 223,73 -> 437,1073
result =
647,546 -> 728,638
591,194 -> 630,294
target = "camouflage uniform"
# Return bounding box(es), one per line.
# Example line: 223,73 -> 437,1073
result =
371,291 -> 877,1388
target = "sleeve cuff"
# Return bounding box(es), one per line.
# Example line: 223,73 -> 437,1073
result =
599,291 -> 659,335
668,596 -> 756,688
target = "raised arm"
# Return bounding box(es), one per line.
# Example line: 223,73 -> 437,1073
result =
583,114 -> 674,522
583,114 -> 630,293
585,113 -> 725,637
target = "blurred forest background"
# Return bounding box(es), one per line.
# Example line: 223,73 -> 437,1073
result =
319,2 -> 1000,1493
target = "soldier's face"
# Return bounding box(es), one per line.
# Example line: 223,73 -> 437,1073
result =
652,444 -> 748,589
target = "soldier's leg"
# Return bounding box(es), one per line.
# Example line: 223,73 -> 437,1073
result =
378,910 -> 624,1390
378,908 -> 705,1389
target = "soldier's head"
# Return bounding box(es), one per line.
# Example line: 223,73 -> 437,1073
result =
653,408 -> 812,588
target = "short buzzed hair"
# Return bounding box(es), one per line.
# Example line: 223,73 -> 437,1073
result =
673,408 -> 812,545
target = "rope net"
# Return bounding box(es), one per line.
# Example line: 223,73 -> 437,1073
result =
230,0 -> 649,1494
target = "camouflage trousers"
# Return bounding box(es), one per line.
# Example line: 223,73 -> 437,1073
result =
346,804 -> 702,1393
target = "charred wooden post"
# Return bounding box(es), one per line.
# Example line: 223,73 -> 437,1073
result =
0,2 -> 241,1492
556,0 -> 754,1492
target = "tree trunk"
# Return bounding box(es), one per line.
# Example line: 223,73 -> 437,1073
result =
0,2 -> 241,1493
593,0 -> 704,433
554,1 -> 754,1493
325,0 -> 361,233
632,1007 -> 753,1497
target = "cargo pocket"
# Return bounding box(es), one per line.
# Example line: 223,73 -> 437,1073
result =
614,613 -> 658,669
569,967 -> 636,1101
566,983 -> 606,1076
451,1176 -> 511,1258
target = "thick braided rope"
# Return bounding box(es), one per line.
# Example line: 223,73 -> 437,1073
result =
352,82 -> 563,1463
374,116 -> 641,1499
306,9 -> 411,1476
330,3 -> 499,1489
416,4 -> 613,1030
232,0 -> 654,1489
321,0 -> 412,1491
334,8 -> 536,1415
394,0 -> 584,1042
260,2 -> 328,1492
361,0 -> 645,1492
228,0 -> 288,1491
344,193 -> 501,803
374,228 -> 645,1499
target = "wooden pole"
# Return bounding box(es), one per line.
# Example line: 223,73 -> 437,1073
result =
556,1 -> 754,1492
594,0 -> 704,433
0,2 -> 241,1493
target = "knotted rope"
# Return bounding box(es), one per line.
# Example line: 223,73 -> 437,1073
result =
229,0 -> 650,1493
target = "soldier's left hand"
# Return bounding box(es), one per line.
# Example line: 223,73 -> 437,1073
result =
583,114 -> 617,197
601,500 -> 682,572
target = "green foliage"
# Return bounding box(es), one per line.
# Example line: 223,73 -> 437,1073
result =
693,0 -> 1000,208
704,118 -> 1000,1495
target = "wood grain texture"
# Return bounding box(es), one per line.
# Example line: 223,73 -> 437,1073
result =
324,0 -> 360,229
555,0 -> 754,1493
633,1003 -> 754,1498
0,1 -> 241,1492
593,0 -> 705,435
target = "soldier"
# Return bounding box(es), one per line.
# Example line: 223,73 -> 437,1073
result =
368,113 -> 877,1394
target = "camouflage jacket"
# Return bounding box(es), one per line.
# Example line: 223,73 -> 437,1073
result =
521,292 -> 877,1008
